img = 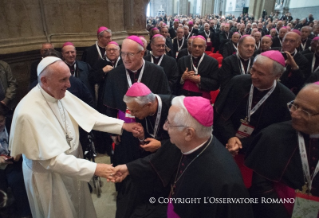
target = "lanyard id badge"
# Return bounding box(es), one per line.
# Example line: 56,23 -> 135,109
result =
235,121 -> 255,139
292,192 -> 319,218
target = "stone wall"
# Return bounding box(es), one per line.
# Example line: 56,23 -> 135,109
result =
0,0 -> 149,103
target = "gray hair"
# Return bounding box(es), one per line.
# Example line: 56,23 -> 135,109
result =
183,25 -> 189,30
123,93 -> 156,106
204,23 -> 209,27
151,34 -> 166,44
254,55 -> 285,76
98,29 -> 112,37
171,96 -> 212,139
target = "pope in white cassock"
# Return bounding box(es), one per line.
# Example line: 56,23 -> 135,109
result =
9,57 -> 141,218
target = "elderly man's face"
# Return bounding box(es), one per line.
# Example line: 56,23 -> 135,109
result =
151,37 -> 166,57
270,29 -> 277,37
40,43 -> 54,56
250,57 -> 279,90
291,86 -> 319,134
106,44 -> 120,61
192,38 -> 206,57
279,28 -> 288,38
62,45 -> 76,65
121,40 -> 144,71
282,32 -> 299,53
163,105 -> 185,147
204,25 -> 209,31
161,28 -> 169,37
174,22 -> 179,28
224,26 -> 230,32
231,34 -> 240,44
261,37 -> 272,51
254,32 -> 261,42
238,37 -> 255,59
126,100 -> 151,120
311,40 -> 319,52
184,27 -> 189,34
187,39 -> 193,52
301,28 -> 311,39
43,62 -> 71,99
277,22 -> 283,29
177,28 -> 184,39
98,31 -> 112,47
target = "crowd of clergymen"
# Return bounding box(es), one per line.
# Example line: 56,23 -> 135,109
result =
1,12 -> 319,218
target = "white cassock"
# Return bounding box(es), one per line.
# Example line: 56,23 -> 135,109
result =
9,86 -> 124,218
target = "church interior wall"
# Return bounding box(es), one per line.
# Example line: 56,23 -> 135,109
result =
225,0 -> 250,16
288,0 -> 319,19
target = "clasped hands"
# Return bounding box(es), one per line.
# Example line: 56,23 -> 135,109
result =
226,137 -> 242,157
182,68 -> 201,84
95,163 -> 129,183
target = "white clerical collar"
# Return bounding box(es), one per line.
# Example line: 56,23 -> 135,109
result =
65,61 -> 76,66
192,56 -> 199,59
182,139 -> 209,155
237,52 -> 250,61
255,80 -> 276,91
310,133 -> 319,138
38,85 -> 58,103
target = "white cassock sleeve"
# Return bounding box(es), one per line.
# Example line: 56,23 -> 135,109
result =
38,153 -> 97,182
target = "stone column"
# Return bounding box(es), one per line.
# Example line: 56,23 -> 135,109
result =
180,0 -> 188,15
249,0 -> 276,20
124,0 -> 149,35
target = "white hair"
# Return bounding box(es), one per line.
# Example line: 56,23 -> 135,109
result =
123,93 -> 155,106
183,25 -> 189,30
98,29 -> 112,37
171,96 -> 212,139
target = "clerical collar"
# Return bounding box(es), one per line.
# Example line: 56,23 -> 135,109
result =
255,80 -> 276,91
182,138 -> 209,155
237,52 -> 249,61
192,56 -> 199,59
38,85 -> 58,103
152,55 -> 160,59
65,61 -> 76,67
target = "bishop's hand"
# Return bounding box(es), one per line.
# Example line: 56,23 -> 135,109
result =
182,68 -> 195,81
140,138 -> 161,152
284,51 -> 298,70
112,164 -> 129,183
226,137 -> 242,157
102,65 -> 114,73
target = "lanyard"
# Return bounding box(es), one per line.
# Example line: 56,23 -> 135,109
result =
95,41 -> 104,59
65,62 -> 77,77
300,39 -> 308,51
191,53 -> 205,75
204,30 -> 210,39
233,43 -> 238,51
225,32 -> 229,39
237,52 -> 251,75
311,54 -> 319,73
105,56 -> 120,68
125,60 -> 145,87
247,81 -> 276,123
145,95 -> 162,139
151,53 -> 164,66
297,132 -> 319,192
278,36 -> 283,46
177,37 -> 185,51
255,41 -> 260,50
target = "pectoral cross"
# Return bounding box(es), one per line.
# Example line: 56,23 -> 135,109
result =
66,134 -> 73,146
171,183 -> 176,196
297,183 -> 310,195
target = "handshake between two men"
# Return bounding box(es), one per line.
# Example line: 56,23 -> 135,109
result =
94,121 -> 162,183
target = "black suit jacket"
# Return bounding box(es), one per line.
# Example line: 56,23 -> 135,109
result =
81,44 -> 103,68
172,37 -> 187,56
144,55 -> 178,93
272,37 -> 282,48
222,41 -> 237,58
176,48 -> 189,62
177,54 -> 219,93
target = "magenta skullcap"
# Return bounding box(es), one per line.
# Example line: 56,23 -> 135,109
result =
189,36 -> 197,40
174,19 -> 179,22
183,97 -> 213,127
152,34 -> 164,39
314,82 -> 319,85
260,50 -> 285,67
97,26 -> 108,35
312,37 -> 319,41
281,26 -> 287,29
263,35 -> 272,38
151,27 -> 159,31
292,29 -> 301,35
125,82 -> 151,97
240,34 -> 250,39
195,35 -> 206,41
62,42 -> 74,48
107,41 -> 119,46
225,23 -> 230,26
126,35 -> 144,47
271,28 -> 276,30
188,21 -> 193,25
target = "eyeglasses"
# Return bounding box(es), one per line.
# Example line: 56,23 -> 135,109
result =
163,119 -> 187,129
120,51 -> 141,58
287,100 -> 319,119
